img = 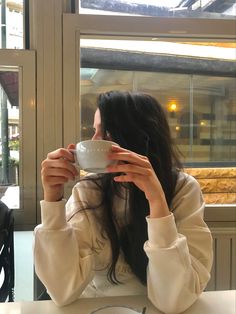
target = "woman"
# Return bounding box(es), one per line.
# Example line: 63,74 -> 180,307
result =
34,91 -> 213,314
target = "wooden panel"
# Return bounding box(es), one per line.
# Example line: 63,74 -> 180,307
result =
205,206 -> 236,222
215,237 -> 231,290
231,237 -> 236,289
206,237 -> 216,291
206,229 -> 236,291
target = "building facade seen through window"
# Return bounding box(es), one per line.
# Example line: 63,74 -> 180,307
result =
0,1 -> 23,208
0,0 -> 23,49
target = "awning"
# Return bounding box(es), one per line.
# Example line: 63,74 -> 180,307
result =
0,72 -> 18,107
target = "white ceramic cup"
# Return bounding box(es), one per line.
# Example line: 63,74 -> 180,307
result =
90,306 -> 143,314
74,140 -> 119,173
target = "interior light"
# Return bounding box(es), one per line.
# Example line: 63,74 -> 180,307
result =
170,103 -> 177,112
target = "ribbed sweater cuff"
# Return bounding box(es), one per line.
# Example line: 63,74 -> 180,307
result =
146,213 -> 178,248
40,199 -> 67,230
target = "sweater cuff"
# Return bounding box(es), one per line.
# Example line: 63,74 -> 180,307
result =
40,199 -> 67,230
146,213 -> 178,248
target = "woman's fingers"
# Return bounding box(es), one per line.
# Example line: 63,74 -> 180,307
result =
113,173 -> 143,183
107,146 -> 154,180
107,145 -> 159,201
43,175 -> 69,185
109,145 -> 169,217
41,145 -> 77,202
111,145 -> 147,159
41,146 -> 79,191
107,163 -> 152,176
108,152 -> 149,166
47,148 -> 75,162
108,151 -> 150,169
42,166 -> 76,181
67,143 -> 76,150
42,159 -> 78,177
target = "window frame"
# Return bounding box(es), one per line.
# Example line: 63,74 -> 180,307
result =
0,49 -> 36,228
62,13 -> 235,197
63,14 -> 236,144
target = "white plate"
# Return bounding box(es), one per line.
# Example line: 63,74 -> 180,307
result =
90,305 -> 143,314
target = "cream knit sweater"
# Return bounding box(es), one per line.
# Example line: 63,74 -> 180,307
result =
34,172 -> 213,314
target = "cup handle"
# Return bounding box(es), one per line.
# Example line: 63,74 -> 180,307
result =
69,149 -> 79,168
69,149 -> 76,154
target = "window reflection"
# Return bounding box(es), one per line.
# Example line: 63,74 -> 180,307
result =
0,0 -> 23,49
80,36 -> 236,166
79,0 -> 236,18
80,67 -> 236,165
0,70 -> 19,209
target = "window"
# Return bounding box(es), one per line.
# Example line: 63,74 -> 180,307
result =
78,0 -> 236,19
62,8 -> 235,204
0,69 -> 20,208
0,0 -> 24,49
0,0 -> 36,228
79,37 -> 236,165
80,69 -> 235,164
0,50 -> 36,227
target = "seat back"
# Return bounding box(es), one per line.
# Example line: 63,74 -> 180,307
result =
0,200 -> 14,302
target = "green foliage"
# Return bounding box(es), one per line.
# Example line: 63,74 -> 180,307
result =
0,157 -> 19,167
9,140 -> 19,151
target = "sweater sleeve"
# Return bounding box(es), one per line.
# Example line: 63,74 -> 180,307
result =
33,182 -> 103,306
144,173 -> 213,314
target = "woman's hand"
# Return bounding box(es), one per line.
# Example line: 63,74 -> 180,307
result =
107,145 -> 170,218
41,144 -> 78,202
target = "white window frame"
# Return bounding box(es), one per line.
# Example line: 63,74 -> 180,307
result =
63,13 -> 236,144
0,49 -> 36,228
62,13 -> 235,198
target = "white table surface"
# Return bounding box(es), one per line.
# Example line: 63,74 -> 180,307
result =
0,290 -> 235,314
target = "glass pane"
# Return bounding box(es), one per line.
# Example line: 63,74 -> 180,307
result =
79,0 -> 236,18
80,37 -> 236,166
192,75 -> 236,163
0,0 -> 24,49
80,67 -> 236,164
81,38 -> 236,61
79,36 -> 236,205
0,68 -> 20,208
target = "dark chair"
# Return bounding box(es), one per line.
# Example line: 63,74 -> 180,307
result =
0,200 -> 14,302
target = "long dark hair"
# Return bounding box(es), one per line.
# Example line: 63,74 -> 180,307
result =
83,91 -> 182,285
